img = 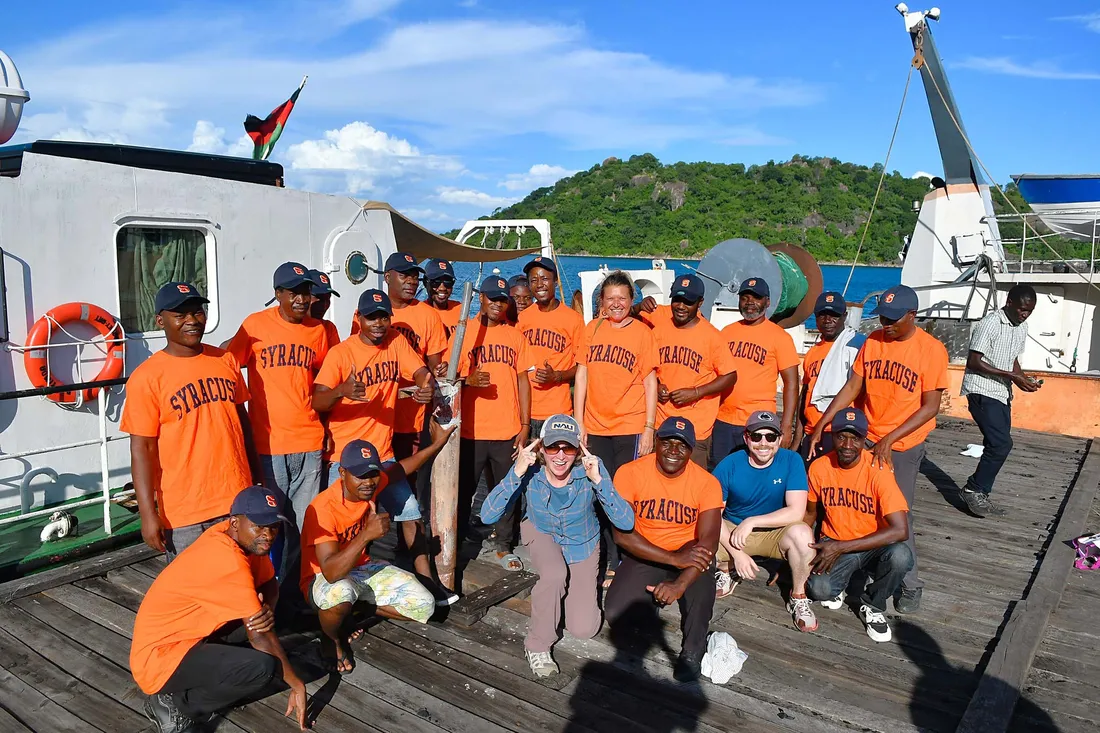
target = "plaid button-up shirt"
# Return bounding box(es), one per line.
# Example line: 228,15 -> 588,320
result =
481,459 -> 635,564
961,308 -> 1028,405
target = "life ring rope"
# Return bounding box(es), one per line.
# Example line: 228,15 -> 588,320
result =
23,303 -> 126,407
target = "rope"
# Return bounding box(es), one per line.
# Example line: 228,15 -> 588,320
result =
843,63 -> 914,297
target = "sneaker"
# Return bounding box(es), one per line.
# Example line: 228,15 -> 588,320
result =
673,650 -> 703,683
715,570 -> 738,599
786,595 -> 819,632
525,649 -> 559,678
859,604 -> 892,642
961,489 -> 1002,518
819,590 -> 847,610
143,693 -> 197,733
894,586 -> 922,614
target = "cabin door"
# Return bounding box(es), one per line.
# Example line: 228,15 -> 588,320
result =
323,229 -> 386,340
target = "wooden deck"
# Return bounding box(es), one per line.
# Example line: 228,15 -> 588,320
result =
0,416 -> 1097,732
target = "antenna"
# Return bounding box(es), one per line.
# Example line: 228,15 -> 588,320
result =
0,51 -> 30,145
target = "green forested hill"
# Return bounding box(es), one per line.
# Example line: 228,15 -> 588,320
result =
448,153 -> 1082,264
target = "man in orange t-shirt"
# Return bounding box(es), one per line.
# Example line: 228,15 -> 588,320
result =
804,409 -> 912,643
809,285 -> 948,614
646,274 -> 737,467
308,268 -> 342,349
449,275 -> 533,567
423,258 -> 462,339
130,485 -> 307,730
714,277 -> 800,466
122,282 -> 255,560
607,417 -> 723,682
518,256 -> 586,438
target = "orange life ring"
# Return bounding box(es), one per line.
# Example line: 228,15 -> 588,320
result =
24,303 -> 124,404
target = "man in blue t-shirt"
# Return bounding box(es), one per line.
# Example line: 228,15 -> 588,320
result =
713,410 -> 817,632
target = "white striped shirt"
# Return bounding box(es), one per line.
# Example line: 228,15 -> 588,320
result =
961,308 -> 1028,404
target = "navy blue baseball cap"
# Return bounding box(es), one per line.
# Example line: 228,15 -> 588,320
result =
308,269 -> 340,297
230,485 -> 290,526
738,277 -> 770,298
523,256 -> 558,277
872,285 -> 919,319
656,416 -> 696,450
814,291 -> 846,316
832,407 -> 869,438
480,275 -> 510,300
341,439 -> 384,477
273,261 -> 316,290
423,258 -> 455,282
155,282 -> 209,313
508,275 -> 529,290
670,273 -> 705,303
385,251 -> 423,274
357,289 -> 392,316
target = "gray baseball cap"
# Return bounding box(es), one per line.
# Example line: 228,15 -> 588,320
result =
745,410 -> 781,434
540,414 -> 581,448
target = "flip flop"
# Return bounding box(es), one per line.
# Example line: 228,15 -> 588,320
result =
495,551 -> 523,572
321,636 -> 356,675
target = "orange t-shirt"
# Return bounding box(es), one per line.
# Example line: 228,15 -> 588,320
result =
393,302 -> 447,434
613,454 -> 724,552
130,521 -> 274,694
225,308 -> 329,456
577,318 -> 657,436
852,328 -> 949,451
314,332 -> 425,461
321,319 -> 341,351
807,453 -> 909,542
716,320 -> 799,425
451,319 -> 533,440
801,340 -> 833,435
299,474 -> 394,595
518,303 -> 586,420
120,347 -> 251,529
431,300 -> 463,340
651,317 -> 737,440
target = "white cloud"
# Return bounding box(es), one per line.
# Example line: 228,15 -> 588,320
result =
1054,12 -> 1100,33
185,120 -> 255,157
437,187 -> 516,208
403,207 -> 456,223
911,170 -> 936,180
955,56 -> 1100,80
14,99 -> 171,145
499,164 -> 576,192
718,127 -> 791,146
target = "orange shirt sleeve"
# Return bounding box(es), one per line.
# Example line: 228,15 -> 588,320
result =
921,338 -> 950,392
852,338 -> 871,378
875,471 -> 910,515
710,327 -> 738,375
516,329 -> 535,373
453,326 -> 472,378
226,354 -> 250,404
120,366 -> 161,437
806,461 -> 824,504
423,308 -> 447,358
302,500 -> 337,550
250,555 -> 276,587
775,327 -> 799,371
396,334 -> 426,382
696,473 -> 725,512
316,344 -> 352,390
612,463 -> 638,505
225,324 -> 254,370
636,323 -> 657,376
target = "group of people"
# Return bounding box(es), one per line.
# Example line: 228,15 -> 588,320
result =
124,250 -> 1041,732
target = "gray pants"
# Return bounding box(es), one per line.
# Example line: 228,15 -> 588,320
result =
164,516 -> 229,561
890,442 -> 925,591
521,520 -> 601,653
259,450 -> 323,588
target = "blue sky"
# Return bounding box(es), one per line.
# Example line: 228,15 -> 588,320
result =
6,1 -> 1100,230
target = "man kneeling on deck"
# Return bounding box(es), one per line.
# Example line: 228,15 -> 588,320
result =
300,421 -> 455,673
805,408 -> 913,643
130,485 -> 308,732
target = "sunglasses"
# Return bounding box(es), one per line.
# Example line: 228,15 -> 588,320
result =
544,444 -> 579,456
747,431 -> 780,444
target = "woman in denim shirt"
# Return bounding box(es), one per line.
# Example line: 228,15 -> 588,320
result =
481,413 -> 634,677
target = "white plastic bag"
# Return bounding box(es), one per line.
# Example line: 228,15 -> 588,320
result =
700,631 -> 748,684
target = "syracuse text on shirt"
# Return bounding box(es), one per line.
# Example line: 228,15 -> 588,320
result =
523,327 -> 568,353
659,344 -> 704,373
815,485 -> 877,516
169,377 -> 239,420
336,515 -> 368,545
727,339 -> 767,366
393,324 -> 422,352
806,358 -> 822,380
471,343 -> 518,369
587,343 -> 637,372
862,358 -> 918,393
258,343 -> 318,370
633,497 -> 699,525
357,360 -> 401,387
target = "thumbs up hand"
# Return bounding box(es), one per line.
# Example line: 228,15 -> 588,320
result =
339,366 -> 367,402
534,360 -> 558,385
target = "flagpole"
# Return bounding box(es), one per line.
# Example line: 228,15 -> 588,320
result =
299,75 -> 308,91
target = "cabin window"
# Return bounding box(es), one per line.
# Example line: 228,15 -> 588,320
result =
345,251 -> 369,285
116,227 -> 211,332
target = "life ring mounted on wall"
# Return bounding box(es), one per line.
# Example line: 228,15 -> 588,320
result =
23,303 -> 125,405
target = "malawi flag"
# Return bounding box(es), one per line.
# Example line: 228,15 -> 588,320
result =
244,76 -> 307,161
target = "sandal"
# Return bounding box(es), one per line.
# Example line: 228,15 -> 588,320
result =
321,637 -> 356,675
495,551 -> 524,572
602,569 -> 616,590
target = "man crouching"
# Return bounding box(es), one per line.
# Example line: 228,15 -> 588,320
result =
301,420 -> 455,673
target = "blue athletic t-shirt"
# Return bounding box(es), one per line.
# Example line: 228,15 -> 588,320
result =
714,448 -> 808,524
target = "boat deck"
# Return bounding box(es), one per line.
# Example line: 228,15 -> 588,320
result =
0,416 -> 1097,732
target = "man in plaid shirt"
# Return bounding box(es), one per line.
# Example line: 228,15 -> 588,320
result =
960,284 -> 1041,517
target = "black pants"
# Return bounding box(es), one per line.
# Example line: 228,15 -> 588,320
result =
586,434 -> 639,571
709,421 -> 745,469
459,437 -> 517,551
158,629 -> 277,719
799,431 -> 834,465
966,394 -> 1013,495
604,553 -> 717,655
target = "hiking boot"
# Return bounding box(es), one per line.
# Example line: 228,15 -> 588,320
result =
525,649 -> 559,678
674,650 -> 704,683
819,590 -> 847,610
894,586 -> 922,614
715,569 -> 738,599
143,693 -> 197,733
859,604 -> 892,643
786,595 -> 819,632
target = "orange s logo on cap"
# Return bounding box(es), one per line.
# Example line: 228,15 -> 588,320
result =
825,295 -> 834,302
177,284 -> 190,294
749,279 -> 756,286
681,279 -> 689,287
675,420 -> 686,430
361,447 -> 374,459
404,254 -> 414,263
372,293 -> 383,303
884,293 -> 895,303
320,274 -> 329,284
846,411 -> 856,421
265,494 -> 277,508
293,266 -> 304,275
440,262 -> 448,269
498,279 -> 505,288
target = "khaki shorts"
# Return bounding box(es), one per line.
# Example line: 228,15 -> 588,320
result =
716,519 -> 795,563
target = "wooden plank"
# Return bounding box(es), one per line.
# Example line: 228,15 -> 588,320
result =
957,437 -> 1100,733
0,543 -> 157,604
0,705 -> 33,732
0,663 -> 97,732
43,583 -> 136,637
447,570 -> 538,627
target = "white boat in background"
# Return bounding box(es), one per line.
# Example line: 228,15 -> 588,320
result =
1012,174 -> 1100,242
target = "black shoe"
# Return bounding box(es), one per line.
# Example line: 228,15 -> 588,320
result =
143,693 -> 197,733
894,586 -> 922,614
960,488 -> 990,517
673,650 -> 703,683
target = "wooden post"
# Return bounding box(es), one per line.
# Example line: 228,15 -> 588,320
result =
430,282 -> 474,591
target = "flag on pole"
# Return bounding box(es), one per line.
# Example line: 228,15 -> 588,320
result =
244,76 -> 307,161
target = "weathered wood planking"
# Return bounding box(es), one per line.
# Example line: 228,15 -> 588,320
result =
0,542 -> 156,604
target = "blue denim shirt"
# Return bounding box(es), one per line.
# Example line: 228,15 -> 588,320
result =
480,459 -> 635,564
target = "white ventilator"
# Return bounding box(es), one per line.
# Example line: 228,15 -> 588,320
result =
40,511 -> 78,543
0,50 -> 29,146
